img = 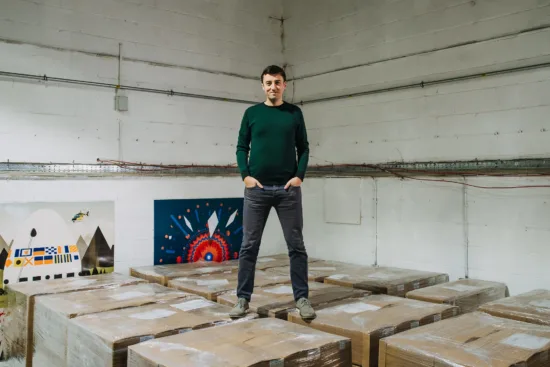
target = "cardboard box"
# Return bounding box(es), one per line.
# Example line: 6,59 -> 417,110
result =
254,253 -> 322,270
406,278 -> 509,314
288,295 -> 459,366
129,260 -> 240,286
4,273 -> 145,367
33,283 -> 193,367
267,260 -> 375,282
67,297 -> 258,367
167,269 -> 290,301
127,318 -> 352,367
379,312 -> 550,367
324,266 -> 448,297
217,281 -> 369,319
478,289 -> 550,326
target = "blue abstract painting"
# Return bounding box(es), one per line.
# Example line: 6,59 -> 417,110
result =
154,198 -> 244,265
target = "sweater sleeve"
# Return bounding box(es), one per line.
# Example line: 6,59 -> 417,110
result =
236,109 -> 251,179
295,108 -> 310,181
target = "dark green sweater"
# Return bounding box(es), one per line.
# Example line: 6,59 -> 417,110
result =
236,102 -> 309,185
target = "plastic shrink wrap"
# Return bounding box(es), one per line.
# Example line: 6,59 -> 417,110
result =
478,289 -> 550,326
167,269 -> 290,301
288,294 -> 459,366
33,283 -> 193,367
379,311 -> 550,367
266,260 -> 376,283
323,266 -> 449,297
216,281 -> 369,319
127,318 -> 352,367
129,260 -> 240,285
253,253 -> 322,270
66,297 -> 258,367
3,273 -> 145,367
406,278 -> 509,313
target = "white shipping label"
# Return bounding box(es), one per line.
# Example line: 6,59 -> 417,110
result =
411,321 -> 420,328
442,284 -> 481,293
140,335 -> 154,342
264,285 -> 294,294
413,282 -> 420,289
258,258 -> 275,263
171,299 -> 214,312
530,300 -> 550,309
367,272 -> 391,279
397,285 -> 405,292
109,291 -> 149,301
327,274 -> 349,280
348,302 -> 380,313
328,302 -> 381,314
130,309 -> 176,320
433,314 -> 441,322
196,279 -> 229,287
501,333 -> 550,350
309,267 -> 337,271
342,302 -> 381,314
69,279 -> 98,287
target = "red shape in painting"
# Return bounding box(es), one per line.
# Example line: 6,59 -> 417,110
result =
187,232 -> 230,263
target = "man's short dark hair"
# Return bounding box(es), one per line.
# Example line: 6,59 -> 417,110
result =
261,65 -> 286,83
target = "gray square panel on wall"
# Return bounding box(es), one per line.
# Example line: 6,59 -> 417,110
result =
323,178 -> 361,225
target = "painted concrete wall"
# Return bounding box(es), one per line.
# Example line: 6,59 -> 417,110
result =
282,0 -> 550,296
1,0 -> 549,296
300,176 -> 550,296
0,0 -> 286,274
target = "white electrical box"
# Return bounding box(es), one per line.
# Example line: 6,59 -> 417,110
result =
114,95 -> 128,111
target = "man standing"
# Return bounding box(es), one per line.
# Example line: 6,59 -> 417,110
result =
229,65 -> 316,320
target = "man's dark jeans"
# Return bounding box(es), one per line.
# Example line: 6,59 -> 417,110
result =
237,184 -> 309,302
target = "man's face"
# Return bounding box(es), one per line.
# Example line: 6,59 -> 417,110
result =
262,73 -> 286,102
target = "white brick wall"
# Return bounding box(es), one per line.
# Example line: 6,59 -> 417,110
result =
284,0 -> 550,79
303,67 -> 550,164
282,0 -> 550,296
0,0 -> 280,164
1,0 -> 549,297
300,176 -> 550,296
0,0 -> 285,276
1,0 -> 283,77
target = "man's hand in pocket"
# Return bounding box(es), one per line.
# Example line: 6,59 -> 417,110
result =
284,177 -> 302,190
244,176 -> 263,188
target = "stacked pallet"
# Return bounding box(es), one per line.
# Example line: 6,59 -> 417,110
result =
66,297 -> 258,366
33,283 -> 193,367
129,260 -> 240,286
253,253 -> 323,270
406,278 -> 509,314
266,259 -> 375,282
288,295 -> 459,366
128,318 -> 352,366
4,273 -> 145,367
379,312 -> 550,366
323,266 -> 449,297
478,289 -> 550,326
218,281 -> 369,319
7,254 -> 548,367
167,269 -> 291,301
